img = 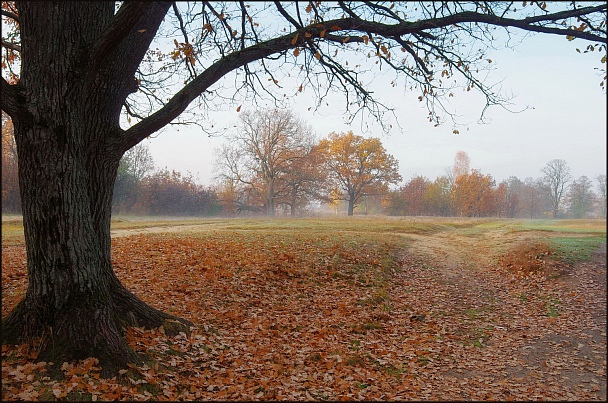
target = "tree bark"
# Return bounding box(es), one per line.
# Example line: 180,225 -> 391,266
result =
1,1 -> 189,378
347,193 -> 355,216
2,118 -> 190,377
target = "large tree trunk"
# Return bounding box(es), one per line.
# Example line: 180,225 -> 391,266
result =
267,181 -> 276,217
1,1 -> 189,378
2,118 -> 190,377
290,197 -> 297,217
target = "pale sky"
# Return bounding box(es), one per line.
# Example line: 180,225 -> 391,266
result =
145,30 -> 607,188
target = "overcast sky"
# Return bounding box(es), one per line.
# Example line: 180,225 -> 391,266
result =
144,30 -> 607,188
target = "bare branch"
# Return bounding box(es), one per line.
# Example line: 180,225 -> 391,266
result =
1,9 -> 19,24
171,3 -> 196,79
121,30 -> 305,150
274,1 -> 302,29
122,3 -> 606,148
172,3 -> 190,44
1,39 -> 21,53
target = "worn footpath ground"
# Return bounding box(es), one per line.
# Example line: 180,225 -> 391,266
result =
400,228 -> 607,400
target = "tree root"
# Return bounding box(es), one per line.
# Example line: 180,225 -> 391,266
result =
2,281 -> 194,378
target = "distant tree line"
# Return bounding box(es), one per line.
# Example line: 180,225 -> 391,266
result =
2,110 -> 606,218
2,112 -> 19,213
383,153 -> 607,219
2,113 -> 224,216
214,109 -> 401,217
111,143 -> 222,216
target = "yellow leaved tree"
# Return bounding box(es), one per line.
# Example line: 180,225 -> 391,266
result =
318,131 -> 401,216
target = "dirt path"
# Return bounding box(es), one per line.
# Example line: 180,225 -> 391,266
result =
110,224 -> 213,238
400,228 -> 607,400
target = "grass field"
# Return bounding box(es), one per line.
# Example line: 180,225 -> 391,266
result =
2,215 -> 606,401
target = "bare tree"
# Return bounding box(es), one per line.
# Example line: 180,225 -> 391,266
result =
1,1 -> 606,376
568,175 -> 596,218
113,142 -> 155,213
596,174 -> 607,218
215,108 -> 314,216
541,159 -> 573,218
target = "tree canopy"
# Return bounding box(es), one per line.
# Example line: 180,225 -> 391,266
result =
3,2 -> 606,136
318,131 -> 401,216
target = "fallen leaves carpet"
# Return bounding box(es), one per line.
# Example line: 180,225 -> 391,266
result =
2,231 -> 606,400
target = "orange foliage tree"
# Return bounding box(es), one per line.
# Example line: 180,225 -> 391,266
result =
385,175 -> 431,216
451,169 -> 496,217
318,131 -> 401,216
402,175 -> 431,216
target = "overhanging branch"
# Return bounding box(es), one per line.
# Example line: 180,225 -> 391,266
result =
121,32 -> 302,150
121,3 -> 606,149
1,9 -> 19,24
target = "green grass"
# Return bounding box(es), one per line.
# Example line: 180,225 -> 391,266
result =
547,236 -> 606,264
509,219 -> 607,234
210,216 -> 468,236
454,220 -> 512,236
546,299 -> 560,317
0,221 -> 24,245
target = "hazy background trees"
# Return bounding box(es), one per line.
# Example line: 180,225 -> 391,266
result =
3,113 -> 224,217
597,175 -> 607,219
112,143 -> 155,214
3,110 -> 605,219
541,159 -> 573,218
2,109 -> 606,218
214,113 -> 402,217
1,111 -> 20,213
214,109 -> 317,216
4,125 -> 606,220
568,176 -> 596,219
136,169 -> 221,216
382,152 -> 604,219
452,150 -> 471,180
